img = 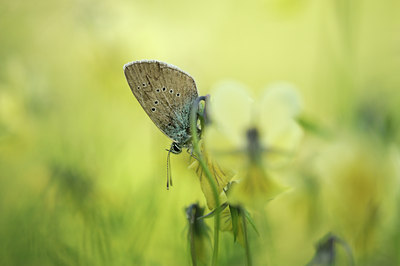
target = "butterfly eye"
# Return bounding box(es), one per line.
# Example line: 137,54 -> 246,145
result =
162,87 -> 166,91
171,143 -> 182,154
169,89 -> 173,93
176,93 -> 180,97
142,83 -> 146,87
151,107 -> 156,112
156,89 -> 160,92
154,100 -> 159,105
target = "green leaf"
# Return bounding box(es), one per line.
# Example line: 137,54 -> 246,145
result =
197,202 -> 229,220
244,210 -> 259,236
230,206 -> 240,242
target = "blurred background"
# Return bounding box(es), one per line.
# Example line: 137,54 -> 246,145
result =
1,0 -> 399,265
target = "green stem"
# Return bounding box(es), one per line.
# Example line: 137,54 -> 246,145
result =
190,240 -> 197,266
190,96 -> 220,266
189,224 -> 197,266
241,208 -> 252,266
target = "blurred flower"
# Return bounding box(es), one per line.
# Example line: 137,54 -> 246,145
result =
219,203 -> 246,245
189,141 -> 236,210
315,136 -> 400,257
307,233 -> 354,266
200,196 -> 258,247
186,204 -> 211,265
219,187 -> 259,246
228,150 -> 287,208
205,81 -> 303,207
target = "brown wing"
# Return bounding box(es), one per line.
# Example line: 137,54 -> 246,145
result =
124,60 -> 199,144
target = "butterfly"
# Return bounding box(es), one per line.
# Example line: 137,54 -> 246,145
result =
124,60 -> 200,187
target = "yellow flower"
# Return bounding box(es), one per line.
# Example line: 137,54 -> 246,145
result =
189,141 -> 235,210
205,81 -> 303,207
314,136 -> 400,255
186,204 -> 211,265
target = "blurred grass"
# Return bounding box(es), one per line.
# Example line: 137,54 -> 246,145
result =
1,0 -> 400,265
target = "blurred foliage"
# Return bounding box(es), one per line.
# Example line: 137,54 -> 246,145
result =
1,0 -> 400,265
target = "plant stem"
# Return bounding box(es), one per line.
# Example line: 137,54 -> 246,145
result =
241,208 -> 252,266
190,224 -> 197,266
190,96 -> 220,266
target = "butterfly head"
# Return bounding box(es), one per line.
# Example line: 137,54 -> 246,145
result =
170,142 -> 183,154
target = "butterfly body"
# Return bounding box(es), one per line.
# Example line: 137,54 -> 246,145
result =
124,60 -> 199,151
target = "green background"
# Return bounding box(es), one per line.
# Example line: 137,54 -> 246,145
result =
1,0 -> 399,265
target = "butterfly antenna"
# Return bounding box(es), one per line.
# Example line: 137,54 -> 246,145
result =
166,145 -> 173,190
169,152 -> 173,187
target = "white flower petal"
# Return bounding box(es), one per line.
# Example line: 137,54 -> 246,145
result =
258,82 -> 302,148
209,80 -> 254,146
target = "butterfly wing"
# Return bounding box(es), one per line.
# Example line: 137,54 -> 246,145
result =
124,60 -> 199,145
